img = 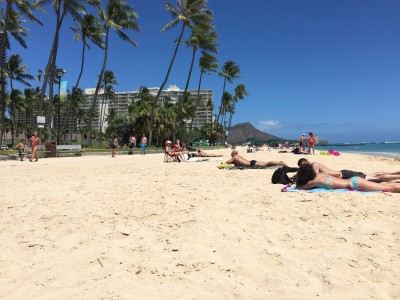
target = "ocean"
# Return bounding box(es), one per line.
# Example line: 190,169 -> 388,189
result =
315,142 -> 400,158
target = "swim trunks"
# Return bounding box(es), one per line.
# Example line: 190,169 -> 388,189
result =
322,175 -> 332,189
18,149 -> 25,157
141,143 -> 146,150
350,176 -> 359,190
250,160 -> 257,167
341,170 -> 366,179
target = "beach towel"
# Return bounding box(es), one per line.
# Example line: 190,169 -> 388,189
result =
217,163 -> 278,170
187,157 -> 223,162
281,185 -> 380,193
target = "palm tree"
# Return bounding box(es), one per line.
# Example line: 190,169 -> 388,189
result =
87,0 -> 140,146
227,83 -> 248,130
6,54 -> 33,145
99,70 -> 118,148
70,13 -> 104,88
37,0 -> 100,139
216,60 -> 240,124
0,7 -> 33,146
149,0 -> 213,146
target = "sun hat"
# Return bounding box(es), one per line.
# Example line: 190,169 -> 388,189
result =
165,140 -> 172,144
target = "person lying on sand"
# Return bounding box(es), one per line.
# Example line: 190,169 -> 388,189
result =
296,163 -> 400,192
226,150 -> 287,168
298,158 -> 400,183
197,149 -> 223,157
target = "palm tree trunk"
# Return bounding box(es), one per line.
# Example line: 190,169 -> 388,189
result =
0,0 -> 12,148
39,9 -> 66,120
75,37 -> 86,88
9,79 -> 15,146
88,26 -> 109,147
188,68 -> 204,146
150,23 -> 186,146
173,47 -> 197,142
99,85 -> 106,149
216,78 -> 227,125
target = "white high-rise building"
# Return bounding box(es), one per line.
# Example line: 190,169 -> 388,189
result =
82,85 -> 213,132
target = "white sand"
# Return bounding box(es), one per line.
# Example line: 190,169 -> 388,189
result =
0,148 -> 399,299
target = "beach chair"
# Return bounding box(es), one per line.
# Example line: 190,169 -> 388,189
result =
164,151 -> 178,162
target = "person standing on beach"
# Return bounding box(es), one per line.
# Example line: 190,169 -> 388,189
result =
140,134 -> 147,155
110,135 -> 118,157
299,134 -> 305,152
128,135 -> 136,155
29,132 -> 42,162
308,131 -> 315,154
15,139 -> 26,161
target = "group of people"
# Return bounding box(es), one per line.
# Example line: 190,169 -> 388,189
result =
14,131 -> 42,162
295,158 -> 400,193
165,138 -> 225,162
299,132 -> 315,154
111,134 -> 147,157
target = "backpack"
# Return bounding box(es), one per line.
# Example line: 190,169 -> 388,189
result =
271,166 -> 299,184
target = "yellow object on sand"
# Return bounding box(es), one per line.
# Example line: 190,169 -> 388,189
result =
320,151 -> 331,155
217,163 -> 231,169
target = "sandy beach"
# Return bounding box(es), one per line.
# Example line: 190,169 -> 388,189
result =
0,147 -> 399,299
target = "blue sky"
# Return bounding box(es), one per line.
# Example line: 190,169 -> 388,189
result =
8,0 -> 400,143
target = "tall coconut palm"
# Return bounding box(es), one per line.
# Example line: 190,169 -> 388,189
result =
6,54 -> 33,145
70,13 -> 104,89
216,60 -> 240,124
99,70 -> 117,148
227,83 -> 248,130
37,0 -> 100,140
174,26 -> 217,141
87,0 -> 140,146
149,0 -> 213,146
0,8 -> 32,146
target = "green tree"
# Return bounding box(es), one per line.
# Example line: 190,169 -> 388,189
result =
0,7 -> 35,146
70,13 -> 104,88
99,70 -> 118,148
227,83 -> 248,131
6,54 -> 33,145
87,0 -> 140,146
149,0 -> 213,146
216,60 -> 240,124
37,0 -> 100,141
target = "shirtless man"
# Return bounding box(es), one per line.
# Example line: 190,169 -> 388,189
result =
296,163 -> 400,192
297,158 -> 400,183
29,132 -> 42,162
140,134 -> 147,155
226,150 -> 287,168
197,149 -> 223,157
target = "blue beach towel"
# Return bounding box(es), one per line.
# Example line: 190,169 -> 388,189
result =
282,185 -> 381,193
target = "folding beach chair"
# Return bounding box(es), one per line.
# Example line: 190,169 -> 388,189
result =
164,151 -> 178,162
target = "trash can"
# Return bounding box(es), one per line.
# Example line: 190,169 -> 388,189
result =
45,142 -> 57,158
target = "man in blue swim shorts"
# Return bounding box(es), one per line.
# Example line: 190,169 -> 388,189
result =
140,134 -> 147,155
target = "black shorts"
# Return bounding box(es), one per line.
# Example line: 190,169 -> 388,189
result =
250,160 -> 257,167
341,170 -> 366,179
128,143 -> 134,149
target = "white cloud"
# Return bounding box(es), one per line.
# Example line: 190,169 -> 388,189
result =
257,120 -> 282,130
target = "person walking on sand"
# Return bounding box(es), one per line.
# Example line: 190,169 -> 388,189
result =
110,135 -> 118,157
299,133 -> 305,152
226,150 -> 287,168
29,132 -> 42,162
128,135 -> 136,155
308,131 -> 315,155
140,134 -> 147,155
15,139 -> 26,161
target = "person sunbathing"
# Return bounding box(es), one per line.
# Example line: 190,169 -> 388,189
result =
226,150 -> 287,168
296,163 -> 400,192
165,140 -> 186,162
173,139 -> 189,154
197,149 -> 223,157
298,158 -> 400,183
